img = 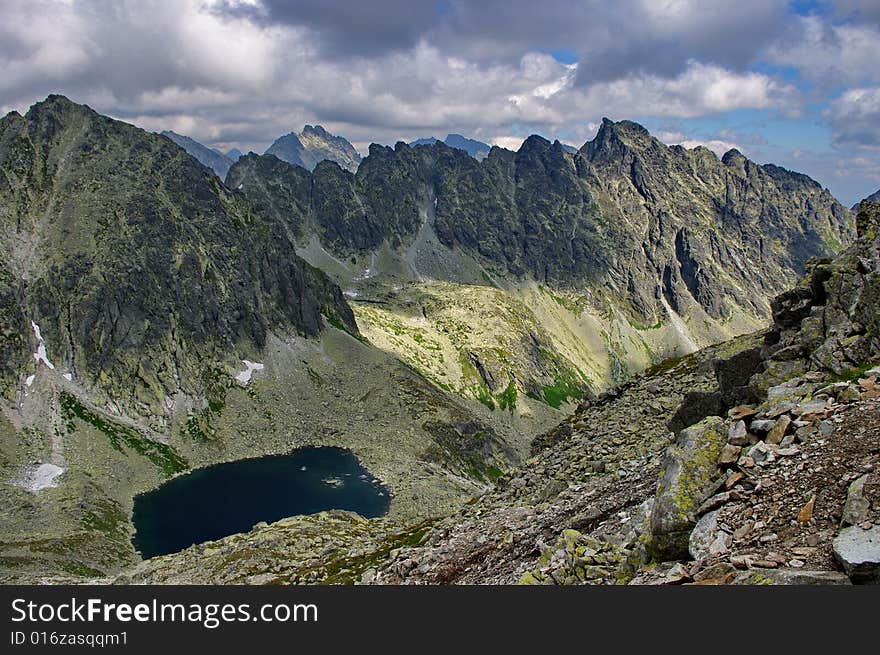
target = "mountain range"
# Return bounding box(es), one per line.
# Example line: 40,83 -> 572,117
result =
228,117 -> 851,411
0,95 -> 865,583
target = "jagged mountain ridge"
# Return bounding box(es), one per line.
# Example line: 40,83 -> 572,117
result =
160,130 -> 235,179
233,120 -> 852,323
226,121 -> 852,411
265,125 -> 362,173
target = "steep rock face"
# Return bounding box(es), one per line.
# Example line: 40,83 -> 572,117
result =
579,119 -> 851,322
754,201 -> 880,388
264,125 -> 361,173
297,125 -> 362,172
160,130 -> 234,179
0,96 -> 355,415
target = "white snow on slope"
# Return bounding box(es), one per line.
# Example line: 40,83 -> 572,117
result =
234,360 -> 264,385
17,463 -> 65,492
31,321 -> 55,370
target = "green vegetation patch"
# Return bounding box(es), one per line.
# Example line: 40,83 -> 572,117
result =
828,360 -> 880,383
497,381 -> 517,411
541,375 -> 586,409
475,385 -> 495,410
60,392 -> 188,476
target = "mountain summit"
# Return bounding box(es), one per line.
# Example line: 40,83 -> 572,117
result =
265,124 -> 361,172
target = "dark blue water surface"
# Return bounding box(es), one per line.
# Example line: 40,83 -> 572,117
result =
132,447 -> 390,558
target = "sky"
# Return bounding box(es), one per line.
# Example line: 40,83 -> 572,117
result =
1,0 -> 878,206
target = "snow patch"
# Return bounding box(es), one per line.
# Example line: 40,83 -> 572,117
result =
17,463 -> 65,492
62,373 -> 72,381
31,321 -> 55,370
25,374 -> 35,387
234,360 -> 264,385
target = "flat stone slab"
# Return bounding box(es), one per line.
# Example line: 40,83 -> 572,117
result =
833,526 -> 880,584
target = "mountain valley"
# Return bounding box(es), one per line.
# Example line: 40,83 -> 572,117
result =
0,95 -> 873,586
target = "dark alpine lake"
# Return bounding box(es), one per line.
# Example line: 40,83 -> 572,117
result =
131,446 -> 391,558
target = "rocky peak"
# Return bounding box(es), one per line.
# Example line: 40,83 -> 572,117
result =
266,125 -> 361,173
0,96 -> 356,416
264,132 -> 307,169
579,117 -> 656,161
302,124 -> 329,138
721,148 -> 747,166
853,189 -> 880,211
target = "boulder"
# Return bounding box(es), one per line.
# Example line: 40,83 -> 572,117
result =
649,416 -> 727,560
833,526 -> 880,584
688,510 -> 730,560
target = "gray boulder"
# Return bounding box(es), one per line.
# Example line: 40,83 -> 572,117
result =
649,416 -> 727,560
833,526 -> 880,584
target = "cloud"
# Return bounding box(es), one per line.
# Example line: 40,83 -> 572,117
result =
676,140 -> 742,158
489,136 -> 526,151
0,1 -> 797,153
823,87 -> 880,148
767,16 -> 880,89
0,0 -> 876,205
566,63 -> 798,120
211,0 -> 441,59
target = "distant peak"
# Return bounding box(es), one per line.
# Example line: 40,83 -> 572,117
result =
43,93 -> 74,105
593,118 -> 650,140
